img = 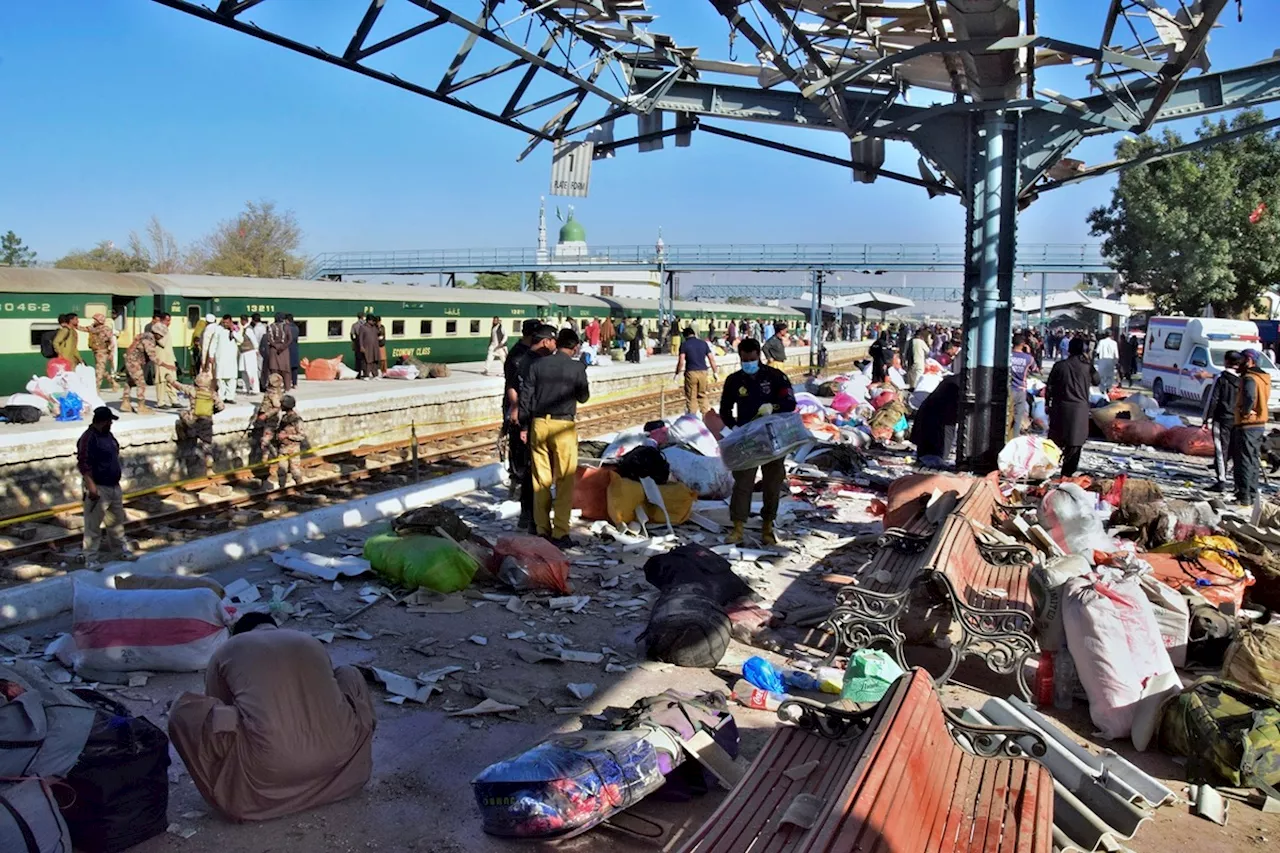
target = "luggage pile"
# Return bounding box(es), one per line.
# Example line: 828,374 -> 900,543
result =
0,662 -> 169,853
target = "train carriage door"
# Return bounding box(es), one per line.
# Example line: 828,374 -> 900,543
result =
186,300 -> 212,373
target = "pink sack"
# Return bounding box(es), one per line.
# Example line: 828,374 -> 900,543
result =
830,392 -> 858,415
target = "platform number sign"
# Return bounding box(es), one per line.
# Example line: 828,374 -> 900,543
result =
550,139 -> 593,198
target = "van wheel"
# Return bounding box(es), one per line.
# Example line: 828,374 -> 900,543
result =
1152,378 -> 1167,406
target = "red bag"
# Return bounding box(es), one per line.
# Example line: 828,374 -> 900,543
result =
870,390 -> 897,410
46,357 -> 72,377
1105,419 -> 1167,447
488,535 -> 571,594
303,355 -> 344,381
1159,425 -> 1215,457
572,466 -> 612,520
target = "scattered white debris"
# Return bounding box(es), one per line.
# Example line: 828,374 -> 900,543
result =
567,682 -> 597,700
223,578 -> 261,604
269,548 -> 371,581
367,667 -> 436,703
559,649 -> 604,664
549,595 -> 591,612
469,635 -> 489,646
449,698 -> 521,717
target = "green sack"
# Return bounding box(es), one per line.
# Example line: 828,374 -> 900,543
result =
363,532 -> 477,593
840,649 -> 905,704
1158,677 -> 1280,795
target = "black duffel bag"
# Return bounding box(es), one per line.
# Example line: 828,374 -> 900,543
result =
62,689 -> 170,853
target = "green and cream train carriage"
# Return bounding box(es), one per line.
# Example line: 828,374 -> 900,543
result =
0,267 -> 805,390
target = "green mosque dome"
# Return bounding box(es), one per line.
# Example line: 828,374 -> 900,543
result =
558,215 -> 586,243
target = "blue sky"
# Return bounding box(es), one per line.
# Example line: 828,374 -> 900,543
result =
2,0 -> 1277,277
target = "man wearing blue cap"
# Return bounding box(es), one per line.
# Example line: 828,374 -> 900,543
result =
1232,348 -> 1271,508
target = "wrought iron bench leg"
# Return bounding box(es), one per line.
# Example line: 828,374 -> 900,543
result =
934,587 -> 1038,701
819,586 -> 912,671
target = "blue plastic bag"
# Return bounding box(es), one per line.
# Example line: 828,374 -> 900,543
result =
55,392 -> 83,422
742,656 -> 787,694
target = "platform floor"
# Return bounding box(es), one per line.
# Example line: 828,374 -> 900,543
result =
0,343 -> 865,448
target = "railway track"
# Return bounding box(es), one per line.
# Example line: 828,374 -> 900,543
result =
0,354 -> 857,575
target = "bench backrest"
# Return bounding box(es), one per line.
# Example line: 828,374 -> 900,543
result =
927,514 -> 1034,614
953,472 -> 1000,524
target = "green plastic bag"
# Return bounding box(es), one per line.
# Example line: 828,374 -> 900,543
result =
363,532 -> 478,593
840,649 -> 905,704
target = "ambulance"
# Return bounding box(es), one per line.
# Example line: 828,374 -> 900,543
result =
1142,317 -> 1280,413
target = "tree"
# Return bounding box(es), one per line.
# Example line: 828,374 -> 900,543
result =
128,216 -> 186,273
726,296 -> 756,305
0,231 -> 36,267
469,271 -> 559,291
1088,109 -> 1280,317
55,240 -> 149,273
189,199 -> 305,277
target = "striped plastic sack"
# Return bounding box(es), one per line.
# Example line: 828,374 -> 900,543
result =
49,583 -> 230,673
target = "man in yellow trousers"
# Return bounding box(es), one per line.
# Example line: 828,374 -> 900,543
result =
520,326 -> 590,547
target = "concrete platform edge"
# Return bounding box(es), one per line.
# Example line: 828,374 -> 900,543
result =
0,464 -> 504,629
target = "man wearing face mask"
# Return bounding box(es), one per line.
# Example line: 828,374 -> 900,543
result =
718,339 -> 796,545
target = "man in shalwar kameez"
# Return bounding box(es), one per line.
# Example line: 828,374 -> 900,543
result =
168,614 -> 375,822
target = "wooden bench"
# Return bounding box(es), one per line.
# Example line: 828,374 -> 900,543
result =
820,476 -> 1031,671
676,669 -> 1052,853
926,513 -> 1039,699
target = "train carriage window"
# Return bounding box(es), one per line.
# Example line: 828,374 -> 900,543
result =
446,320 -> 457,335
84,303 -> 107,321
392,320 -> 404,336
187,306 -> 201,328
294,321 -> 307,338
327,320 -> 343,337
470,320 -> 481,335
29,324 -> 57,350
420,320 -> 433,335
511,320 -> 521,334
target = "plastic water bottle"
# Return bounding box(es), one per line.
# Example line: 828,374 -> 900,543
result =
1035,652 -> 1055,707
731,679 -> 785,711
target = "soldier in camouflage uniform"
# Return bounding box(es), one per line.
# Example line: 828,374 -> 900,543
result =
87,313 -> 120,393
173,372 -> 225,476
272,395 -> 307,488
249,373 -> 285,468
123,329 -> 174,414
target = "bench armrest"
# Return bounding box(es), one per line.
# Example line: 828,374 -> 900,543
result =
877,527 -> 934,554
942,705 -> 1048,759
777,696 -> 878,742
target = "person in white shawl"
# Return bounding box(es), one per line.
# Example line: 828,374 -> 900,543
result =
208,315 -> 244,403
199,313 -> 219,369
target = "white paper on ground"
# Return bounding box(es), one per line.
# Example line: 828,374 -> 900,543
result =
269,548 -> 372,581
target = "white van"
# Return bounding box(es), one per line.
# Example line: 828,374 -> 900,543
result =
1143,317 -> 1280,413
